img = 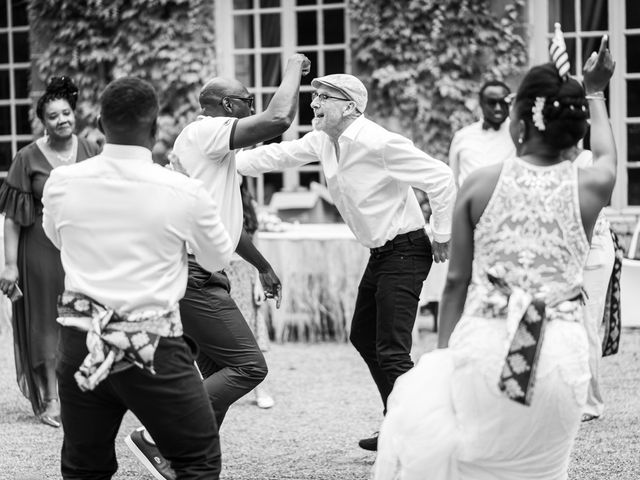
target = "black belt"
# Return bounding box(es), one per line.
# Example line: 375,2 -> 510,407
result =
370,229 -> 427,255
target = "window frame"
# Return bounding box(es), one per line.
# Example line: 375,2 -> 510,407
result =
531,0 -> 639,215
215,0 -> 351,205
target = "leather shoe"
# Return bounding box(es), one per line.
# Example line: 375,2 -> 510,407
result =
358,432 -> 378,451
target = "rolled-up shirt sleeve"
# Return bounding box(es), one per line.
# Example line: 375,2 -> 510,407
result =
187,182 -> 234,272
384,136 -> 456,243
42,167 -> 64,249
236,132 -> 320,176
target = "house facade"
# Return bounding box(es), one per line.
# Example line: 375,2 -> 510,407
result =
2,0 -> 638,229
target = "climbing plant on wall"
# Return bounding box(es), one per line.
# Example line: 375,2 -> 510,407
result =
29,0 -> 216,154
350,0 -> 527,160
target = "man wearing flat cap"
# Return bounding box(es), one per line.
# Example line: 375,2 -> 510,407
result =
237,73 -> 456,452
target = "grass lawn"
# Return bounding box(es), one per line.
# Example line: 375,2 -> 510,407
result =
0,326 -> 638,479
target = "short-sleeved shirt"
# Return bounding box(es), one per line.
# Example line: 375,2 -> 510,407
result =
172,115 -> 243,250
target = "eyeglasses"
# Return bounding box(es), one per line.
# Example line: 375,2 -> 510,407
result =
485,98 -> 510,109
221,95 -> 254,109
311,92 -> 351,103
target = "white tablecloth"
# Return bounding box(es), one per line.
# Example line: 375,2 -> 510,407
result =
259,223 -> 447,341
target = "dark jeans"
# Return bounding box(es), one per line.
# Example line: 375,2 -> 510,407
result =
180,257 -> 268,426
57,327 -> 220,480
349,229 -> 432,412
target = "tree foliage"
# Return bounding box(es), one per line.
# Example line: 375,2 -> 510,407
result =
29,0 -> 216,150
350,0 -> 527,159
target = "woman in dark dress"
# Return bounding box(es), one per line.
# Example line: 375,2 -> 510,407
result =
0,77 -> 100,427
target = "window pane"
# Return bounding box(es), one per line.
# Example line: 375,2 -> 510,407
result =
0,143 -> 12,171
234,0 -> 252,9
627,167 -> 640,205
300,170 -> 320,187
581,0 -> 607,31
234,54 -> 255,86
323,9 -> 344,44
0,0 -> 6,28
582,36 -> 601,65
564,38 -> 577,75
297,11 -> 317,46
627,35 -> 640,73
260,13 -> 280,47
628,0 -> 640,28
299,91 -> 314,125
323,0 -> 344,3
261,53 -> 281,86
0,69 -> 9,98
13,68 -> 28,98
297,0 -> 316,4
628,80 -> 640,117
13,31 -> 29,63
264,172 -> 283,204
324,50 -> 345,74
628,124 -> 640,163
260,0 -> 280,7
0,33 -> 8,63
234,15 -> 254,48
16,104 -> 30,134
0,106 -> 10,134
12,0 -> 29,26
259,93 -> 273,112
548,0 -> 575,32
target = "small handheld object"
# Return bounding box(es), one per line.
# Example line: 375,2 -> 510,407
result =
9,284 -> 23,302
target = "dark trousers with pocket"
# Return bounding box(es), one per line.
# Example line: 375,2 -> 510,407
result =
180,257 -> 268,427
57,327 -> 221,480
349,229 -> 432,413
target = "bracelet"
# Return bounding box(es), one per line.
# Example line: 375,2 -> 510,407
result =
585,91 -> 606,101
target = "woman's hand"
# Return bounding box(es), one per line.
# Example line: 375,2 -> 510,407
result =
583,35 -> 615,94
0,265 -> 19,297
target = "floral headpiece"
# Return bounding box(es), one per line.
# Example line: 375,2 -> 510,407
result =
532,23 -> 571,132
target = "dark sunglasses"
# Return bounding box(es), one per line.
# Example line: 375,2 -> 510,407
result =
485,98 -> 511,109
221,95 -> 255,109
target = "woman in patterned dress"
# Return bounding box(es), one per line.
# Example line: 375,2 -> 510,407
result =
374,36 -> 616,480
0,77 -> 101,427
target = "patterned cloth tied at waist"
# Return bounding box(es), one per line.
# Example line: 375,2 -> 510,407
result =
486,271 -> 585,407
56,291 -> 183,392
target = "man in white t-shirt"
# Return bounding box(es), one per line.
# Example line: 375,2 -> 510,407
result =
448,80 -> 515,188
124,54 -> 310,479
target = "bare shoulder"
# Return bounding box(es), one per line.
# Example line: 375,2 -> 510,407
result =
460,161 -> 505,224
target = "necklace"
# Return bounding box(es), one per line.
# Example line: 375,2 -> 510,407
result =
55,151 -> 74,163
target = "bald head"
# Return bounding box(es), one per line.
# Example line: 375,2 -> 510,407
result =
199,77 -> 248,108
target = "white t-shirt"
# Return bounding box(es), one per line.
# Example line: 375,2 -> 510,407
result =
172,115 -> 243,250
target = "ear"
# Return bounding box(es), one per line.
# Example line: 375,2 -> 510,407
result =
517,118 -> 527,142
97,115 -> 104,134
222,98 -> 233,114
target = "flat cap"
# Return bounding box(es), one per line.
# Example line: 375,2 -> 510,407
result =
311,74 -> 368,113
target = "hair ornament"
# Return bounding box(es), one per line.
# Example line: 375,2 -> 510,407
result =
550,23 -> 570,81
532,96 -> 546,131
553,100 -> 560,107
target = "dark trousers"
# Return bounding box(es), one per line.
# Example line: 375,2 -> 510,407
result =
180,257 -> 268,426
349,229 -> 432,412
57,327 -> 220,480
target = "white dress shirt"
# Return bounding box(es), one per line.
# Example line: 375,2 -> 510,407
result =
172,115 -> 243,249
448,119 -> 515,187
237,115 -> 455,247
42,144 -> 233,314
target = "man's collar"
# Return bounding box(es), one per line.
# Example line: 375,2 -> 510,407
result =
340,114 -> 367,141
102,143 -> 153,162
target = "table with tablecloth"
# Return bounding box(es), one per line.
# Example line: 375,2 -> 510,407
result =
257,223 -> 447,342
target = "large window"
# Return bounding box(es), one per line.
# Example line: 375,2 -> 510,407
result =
215,0 -> 350,204
532,0 -> 640,211
0,0 -> 30,176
